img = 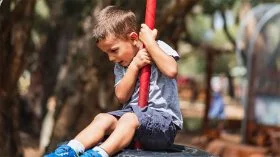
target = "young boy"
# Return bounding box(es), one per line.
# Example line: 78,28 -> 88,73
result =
45,5 -> 182,157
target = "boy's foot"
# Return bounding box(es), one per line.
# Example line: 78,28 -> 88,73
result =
80,149 -> 102,157
44,145 -> 79,157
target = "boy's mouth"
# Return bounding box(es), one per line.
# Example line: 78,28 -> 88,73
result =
119,61 -> 124,66
119,61 -> 128,67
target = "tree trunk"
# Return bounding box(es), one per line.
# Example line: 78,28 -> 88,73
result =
202,50 -> 214,133
0,0 -> 36,156
42,0 -> 117,153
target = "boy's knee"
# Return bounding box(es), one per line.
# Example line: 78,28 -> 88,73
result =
119,113 -> 139,128
94,113 -> 116,122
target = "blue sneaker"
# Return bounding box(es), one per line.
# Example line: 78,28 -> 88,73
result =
80,149 -> 102,157
44,145 -> 79,157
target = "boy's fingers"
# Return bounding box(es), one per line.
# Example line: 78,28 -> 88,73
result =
141,23 -> 148,28
143,52 -> 151,58
141,23 -> 152,31
152,29 -> 158,38
136,41 -> 144,49
139,48 -> 147,54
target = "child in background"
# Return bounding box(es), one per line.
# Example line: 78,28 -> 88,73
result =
45,5 -> 182,157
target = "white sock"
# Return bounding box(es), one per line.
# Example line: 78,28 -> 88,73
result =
67,139 -> 85,154
93,146 -> 109,157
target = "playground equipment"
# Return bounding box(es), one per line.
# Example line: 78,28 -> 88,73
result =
236,4 -> 280,146
116,144 -> 215,157
138,0 -> 156,108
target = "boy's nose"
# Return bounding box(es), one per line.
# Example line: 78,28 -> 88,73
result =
108,55 -> 113,61
109,55 -> 116,62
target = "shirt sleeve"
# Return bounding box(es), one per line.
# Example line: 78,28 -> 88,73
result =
157,40 -> 180,61
114,63 -> 124,87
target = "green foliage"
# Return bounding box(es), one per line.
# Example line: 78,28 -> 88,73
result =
63,0 -> 94,18
202,0 -> 236,14
210,24 -> 238,46
35,0 -> 50,19
187,13 -> 212,43
214,53 -> 237,74
178,51 -> 205,77
249,0 -> 280,7
182,0 -> 242,77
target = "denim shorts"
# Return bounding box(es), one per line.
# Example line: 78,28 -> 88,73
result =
108,105 -> 177,150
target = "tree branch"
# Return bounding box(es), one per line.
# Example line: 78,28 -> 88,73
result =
156,0 -> 198,47
220,9 -> 236,48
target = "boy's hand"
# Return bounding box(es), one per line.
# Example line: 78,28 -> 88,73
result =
139,24 -> 157,46
129,48 -> 152,70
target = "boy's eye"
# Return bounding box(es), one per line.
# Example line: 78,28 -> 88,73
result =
111,48 -> 118,53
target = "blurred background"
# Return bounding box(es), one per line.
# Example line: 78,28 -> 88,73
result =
1,0 -> 280,156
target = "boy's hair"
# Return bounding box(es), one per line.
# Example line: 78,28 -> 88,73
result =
92,6 -> 137,43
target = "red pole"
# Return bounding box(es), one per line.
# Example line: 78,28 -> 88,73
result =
134,0 -> 156,149
138,0 -> 156,108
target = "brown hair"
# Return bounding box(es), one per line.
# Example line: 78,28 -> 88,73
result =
92,6 -> 137,43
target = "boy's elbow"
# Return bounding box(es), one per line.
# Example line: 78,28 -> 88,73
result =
166,67 -> 178,79
166,71 -> 177,79
115,89 -> 128,104
115,93 -> 125,104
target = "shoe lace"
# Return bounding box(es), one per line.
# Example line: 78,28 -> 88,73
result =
55,145 -> 70,154
82,149 -> 102,157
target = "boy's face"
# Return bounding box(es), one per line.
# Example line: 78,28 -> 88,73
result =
97,34 -> 138,67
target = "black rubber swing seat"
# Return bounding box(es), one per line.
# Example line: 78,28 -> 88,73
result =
114,144 -> 216,157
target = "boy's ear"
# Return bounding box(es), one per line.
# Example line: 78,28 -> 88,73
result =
129,32 -> 138,41
128,32 -> 139,46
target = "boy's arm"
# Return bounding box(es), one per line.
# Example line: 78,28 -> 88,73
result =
115,64 -> 139,104
139,24 -> 178,78
145,41 -> 178,78
115,49 -> 151,104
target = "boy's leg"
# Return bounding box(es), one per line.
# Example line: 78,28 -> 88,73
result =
45,113 -> 117,157
74,113 -> 118,149
99,112 -> 139,156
